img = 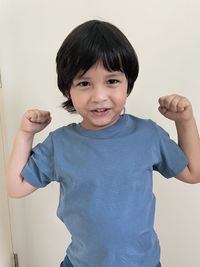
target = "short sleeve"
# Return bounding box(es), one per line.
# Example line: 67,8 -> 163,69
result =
153,123 -> 189,178
21,133 -> 56,188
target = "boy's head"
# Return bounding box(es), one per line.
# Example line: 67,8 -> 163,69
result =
56,20 -> 139,112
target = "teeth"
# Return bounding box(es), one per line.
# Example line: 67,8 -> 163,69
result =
96,108 -> 107,112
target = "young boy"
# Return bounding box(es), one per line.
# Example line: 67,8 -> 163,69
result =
6,20 -> 200,267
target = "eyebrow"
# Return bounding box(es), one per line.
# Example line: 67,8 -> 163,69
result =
105,72 -> 124,78
74,72 -> 124,81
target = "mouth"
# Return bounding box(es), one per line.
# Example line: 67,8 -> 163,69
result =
90,108 -> 111,116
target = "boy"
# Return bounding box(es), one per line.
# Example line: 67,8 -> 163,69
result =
6,20 -> 200,267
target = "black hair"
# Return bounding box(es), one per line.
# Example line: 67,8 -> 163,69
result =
56,20 -> 139,112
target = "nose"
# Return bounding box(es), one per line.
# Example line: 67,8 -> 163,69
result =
91,86 -> 108,103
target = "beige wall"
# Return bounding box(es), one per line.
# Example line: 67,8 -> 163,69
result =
1,0 -> 200,266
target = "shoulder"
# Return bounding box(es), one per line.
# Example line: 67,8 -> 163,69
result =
125,114 -> 160,135
38,123 -> 78,148
50,123 -> 77,137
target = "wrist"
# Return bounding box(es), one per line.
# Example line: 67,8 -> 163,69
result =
17,129 -> 35,141
175,116 -> 196,129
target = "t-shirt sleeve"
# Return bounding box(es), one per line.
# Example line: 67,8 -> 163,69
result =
21,133 -> 56,188
152,123 -> 189,178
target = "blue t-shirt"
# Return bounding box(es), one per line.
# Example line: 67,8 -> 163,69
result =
21,114 -> 188,267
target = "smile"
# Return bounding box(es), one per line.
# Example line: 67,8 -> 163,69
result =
91,108 -> 111,116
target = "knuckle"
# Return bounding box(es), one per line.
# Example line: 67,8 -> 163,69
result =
170,102 -> 177,109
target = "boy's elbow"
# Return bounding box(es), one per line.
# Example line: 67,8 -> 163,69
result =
188,168 -> 200,184
6,176 -> 37,198
6,187 -> 34,199
7,191 -> 24,199
189,174 -> 200,184
6,184 -> 24,199
185,178 -> 200,184
176,166 -> 200,184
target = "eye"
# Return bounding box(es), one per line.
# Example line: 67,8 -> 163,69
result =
107,79 -> 120,85
77,81 -> 90,87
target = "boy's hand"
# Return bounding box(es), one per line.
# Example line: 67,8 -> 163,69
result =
20,109 -> 52,134
158,94 -> 193,122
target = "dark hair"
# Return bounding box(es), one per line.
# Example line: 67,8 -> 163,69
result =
56,20 -> 139,112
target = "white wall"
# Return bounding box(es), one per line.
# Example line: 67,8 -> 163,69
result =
1,0 -> 200,266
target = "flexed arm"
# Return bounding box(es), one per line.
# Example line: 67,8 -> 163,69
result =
158,94 -> 200,184
6,109 -> 52,198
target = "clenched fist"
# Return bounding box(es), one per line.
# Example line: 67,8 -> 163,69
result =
158,94 -> 193,122
20,109 -> 52,134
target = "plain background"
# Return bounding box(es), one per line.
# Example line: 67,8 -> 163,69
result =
1,0 -> 200,266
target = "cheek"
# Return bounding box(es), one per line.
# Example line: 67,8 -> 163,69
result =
71,98 -> 81,110
114,90 -> 127,105
70,92 -> 87,110
70,93 -> 78,109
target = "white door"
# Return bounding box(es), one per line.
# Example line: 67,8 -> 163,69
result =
0,84 -> 13,267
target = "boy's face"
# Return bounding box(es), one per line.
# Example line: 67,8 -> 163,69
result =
70,62 -> 128,130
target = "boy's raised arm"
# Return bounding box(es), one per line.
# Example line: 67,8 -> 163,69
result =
158,94 -> 200,184
6,110 -> 52,198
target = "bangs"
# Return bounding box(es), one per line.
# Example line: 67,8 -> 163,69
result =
73,40 -> 125,78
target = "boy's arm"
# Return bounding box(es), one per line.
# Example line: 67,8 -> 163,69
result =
6,109 -> 52,198
158,94 -> 200,184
